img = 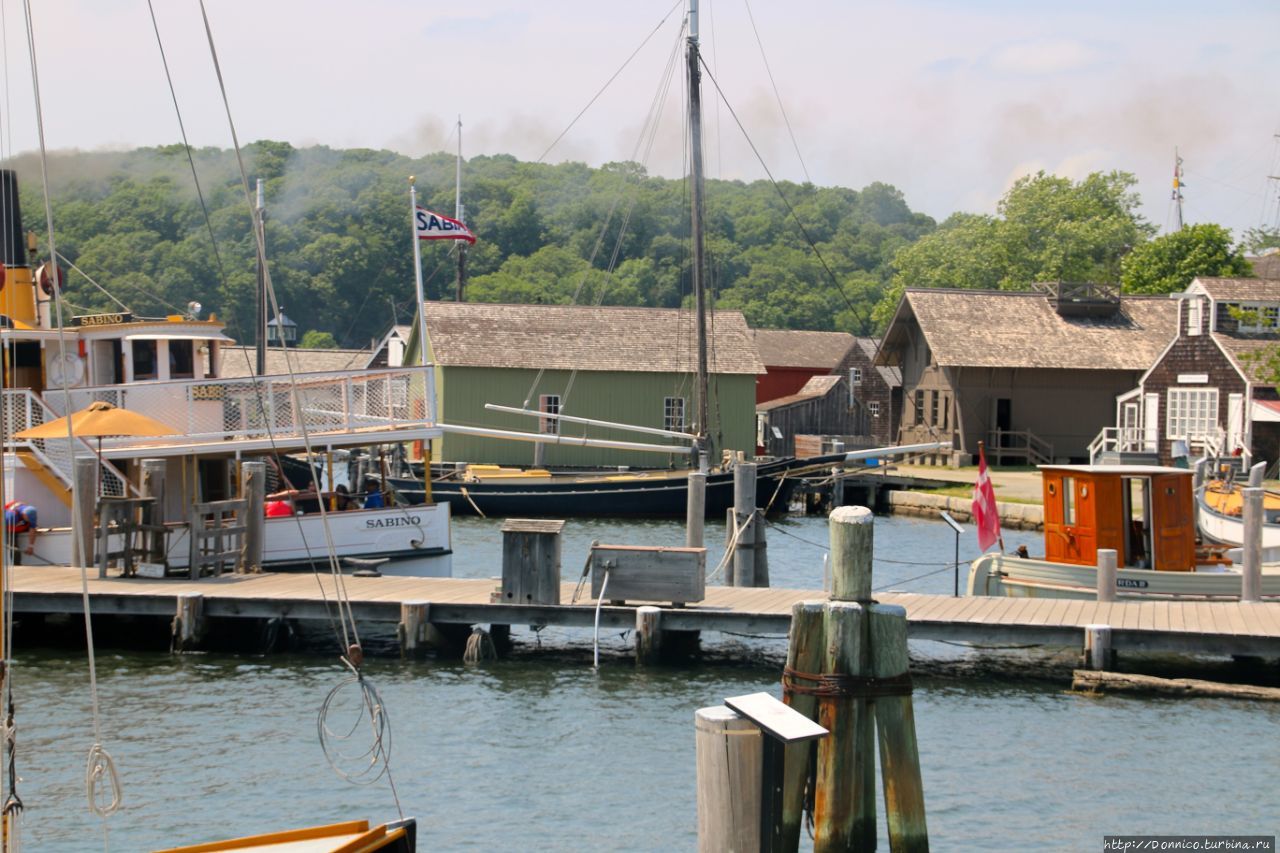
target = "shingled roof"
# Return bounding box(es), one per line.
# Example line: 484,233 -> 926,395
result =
1191,277 -> 1280,302
1248,252 -> 1280,280
220,346 -> 370,379
878,289 -> 1177,371
757,375 -> 844,412
751,329 -> 855,370
853,336 -> 901,387
422,302 -> 765,375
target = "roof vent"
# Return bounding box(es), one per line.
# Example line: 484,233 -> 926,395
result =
1034,281 -> 1121,318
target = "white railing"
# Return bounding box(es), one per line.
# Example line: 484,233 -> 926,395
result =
1088,426 -> 1149,463
21,365 -> 436,449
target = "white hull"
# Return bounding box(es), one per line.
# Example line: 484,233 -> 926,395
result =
1196,499 -> 1280,549
22,503 -> 452,578
967,552 -> 1280,601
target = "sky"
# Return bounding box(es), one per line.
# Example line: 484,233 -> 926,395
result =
4,0 -> 1279,241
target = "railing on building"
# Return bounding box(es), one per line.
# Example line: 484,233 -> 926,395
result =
986,429 -> 1054,466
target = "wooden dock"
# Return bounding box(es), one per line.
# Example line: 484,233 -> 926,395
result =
11,566 -> 1280,658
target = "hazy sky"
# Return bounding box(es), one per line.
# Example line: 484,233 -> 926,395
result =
7,1 -> 1280,240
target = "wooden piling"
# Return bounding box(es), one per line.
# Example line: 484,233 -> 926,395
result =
733,462 -> 758,587
686,470 -> 706,549
241,461 -> 265,574
398,601 -> 430,658
72,457 -> 96,571
755,510 -> 770,588
1242,487 -> 1262,603
814,601 -> 875,851
1096,548 -> 1117,603
870,603 -> 928,851
1084,624 -> 1112,671
695,705 -> 761,853
172,593 -> 204,652
828,505 -> 873,602
780,600 -> 826,852
636,605 -> 663,666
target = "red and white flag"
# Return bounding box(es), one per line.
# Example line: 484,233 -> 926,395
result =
415,206 -> 476,244
972,443 -> 1002,552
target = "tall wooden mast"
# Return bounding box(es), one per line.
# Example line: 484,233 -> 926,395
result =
688,0 -> 710,467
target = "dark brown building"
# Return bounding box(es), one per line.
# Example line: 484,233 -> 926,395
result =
876,285 -> 1178,465
835,336 -> 901,446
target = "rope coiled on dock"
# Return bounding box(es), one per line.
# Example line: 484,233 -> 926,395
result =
782,667 -> 913,699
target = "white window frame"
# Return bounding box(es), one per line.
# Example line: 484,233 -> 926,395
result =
868,400 -> 881,418
538,394 -> 560,435
664,396 -> 686,433
1231,301 -> 1280,334
1166,387 -> 1218,443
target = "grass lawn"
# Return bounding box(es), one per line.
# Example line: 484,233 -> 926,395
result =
926,484 -> 1042,505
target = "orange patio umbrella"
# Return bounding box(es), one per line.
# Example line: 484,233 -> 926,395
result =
14,400 -> 179,442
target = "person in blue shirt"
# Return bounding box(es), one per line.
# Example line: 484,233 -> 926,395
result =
5,500 -> 39,560
362,479 -> 385,509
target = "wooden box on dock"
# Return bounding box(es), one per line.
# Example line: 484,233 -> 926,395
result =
590,544 -> 706,604
500,518 -> 565,605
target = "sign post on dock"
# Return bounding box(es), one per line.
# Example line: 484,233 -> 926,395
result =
939,511 -> 964,597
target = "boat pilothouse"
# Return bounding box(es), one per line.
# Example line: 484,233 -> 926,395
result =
0,170 -> 451,577
969,463 -> 1280,600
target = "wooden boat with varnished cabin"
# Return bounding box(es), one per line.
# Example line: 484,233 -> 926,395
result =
968,464 -> 1280,600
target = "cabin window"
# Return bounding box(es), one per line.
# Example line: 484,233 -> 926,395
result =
850,367 -> 862,385
132,340 -> 157,380
1062,476 -> 1076,525
169,340 -> 194,379
1232,301 -> 1280,333
664,397 -> 686,433
538,394 -> 560,435
869,400 -> 880,418
1166,388 -> 1218,441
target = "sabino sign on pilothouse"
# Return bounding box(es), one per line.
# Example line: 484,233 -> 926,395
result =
365,515 -> 422,529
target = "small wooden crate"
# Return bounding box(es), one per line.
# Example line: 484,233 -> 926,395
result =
500,518 -> 565,605
590,544 -> 706,604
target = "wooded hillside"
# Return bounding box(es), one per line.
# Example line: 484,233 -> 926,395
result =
14,142 -> 934,348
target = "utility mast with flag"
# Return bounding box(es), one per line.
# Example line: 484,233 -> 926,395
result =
408,175 -> 478,366
972,441 -> 1003,553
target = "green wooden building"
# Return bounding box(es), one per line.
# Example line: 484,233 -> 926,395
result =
404,302 -> 765,468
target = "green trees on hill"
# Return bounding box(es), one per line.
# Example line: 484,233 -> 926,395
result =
19,143 -> 931,346
1120,223 -> 1251,294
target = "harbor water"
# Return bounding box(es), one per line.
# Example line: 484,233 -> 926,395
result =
12,514 -> 1280,849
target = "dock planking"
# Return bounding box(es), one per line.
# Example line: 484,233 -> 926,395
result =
8,566 -> 1280,657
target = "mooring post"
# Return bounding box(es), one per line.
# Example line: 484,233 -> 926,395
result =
686,470 -> 706,549
241,460 -> 265,574
695,705 -> 761,852
724,508 -> 736,586
1096,548 -> 1117,603
1242,487 -> 1263,603
172,593 -> 204,652
636,605 -> 663,666
72,456 -> 96,571
754,510 -> 769,587
869,603 -> 929,851
398,601 -> 430,658
1084,624 -> 1112,671
780,600 -> 826,851
733,462 -> 758,587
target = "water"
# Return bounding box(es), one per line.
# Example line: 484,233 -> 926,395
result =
10,515 -> 1280,850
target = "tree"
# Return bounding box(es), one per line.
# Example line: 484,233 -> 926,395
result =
1120,223 -> 1251,294
877,171 -> 1153,326
1241,226 -> 1280,255
299,330 -> 338,348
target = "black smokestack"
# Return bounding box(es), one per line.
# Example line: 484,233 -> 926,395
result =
0,170 -> 26,267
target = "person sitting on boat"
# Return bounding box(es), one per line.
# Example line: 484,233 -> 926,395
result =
267,479 -> 322,514
334,483 -> 356,511
4,500 -> 38,558
361,478 -> 385,509
265,498 -> 293,517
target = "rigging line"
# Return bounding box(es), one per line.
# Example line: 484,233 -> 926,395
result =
534,0 -> 683,165
21,0 -> 121,823
698,56 -> 873,335
54,252 -> 132,313
199,1 -> 361,654
145,0 -> 233,315
742,0 -> 809,183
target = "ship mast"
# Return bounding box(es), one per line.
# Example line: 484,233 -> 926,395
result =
455,116 -> 467,302
255,178 -> 267,374
1172,148 -> 1185,231
688,0 -> 710,468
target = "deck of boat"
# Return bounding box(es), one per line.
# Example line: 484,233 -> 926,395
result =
11,566 -> 1280,657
